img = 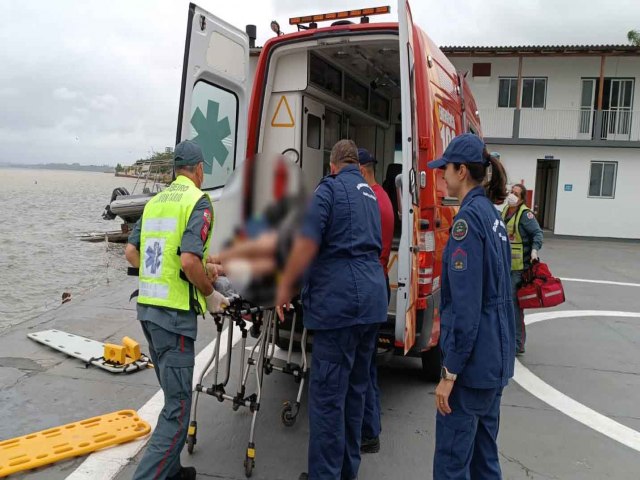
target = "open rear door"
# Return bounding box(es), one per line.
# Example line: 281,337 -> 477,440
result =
396,0 -> 420,355
176,3 -> 249,194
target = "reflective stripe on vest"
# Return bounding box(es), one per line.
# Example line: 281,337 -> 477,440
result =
502,203 -> 529,271
137,175 -> 212,312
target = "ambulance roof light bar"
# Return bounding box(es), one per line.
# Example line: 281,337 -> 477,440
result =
289,6 -> 391,27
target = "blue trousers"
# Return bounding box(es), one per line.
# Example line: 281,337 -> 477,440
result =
433,385 -> 504,480
362,278 -> 389,440
133,321 -> 194,480
308,323 -> 378,480
510,270 -> 526,352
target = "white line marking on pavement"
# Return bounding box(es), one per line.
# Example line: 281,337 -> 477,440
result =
560,277 -> 640,288
514,310 -> 640,453
67,326 -> 241,480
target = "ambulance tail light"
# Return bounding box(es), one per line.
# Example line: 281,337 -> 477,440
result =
418,252 -> 433,298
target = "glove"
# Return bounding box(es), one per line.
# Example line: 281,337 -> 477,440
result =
531,249 -> 539,262
205,289 -> 230,314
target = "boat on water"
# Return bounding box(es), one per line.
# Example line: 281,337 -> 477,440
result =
102,160 -> 171,225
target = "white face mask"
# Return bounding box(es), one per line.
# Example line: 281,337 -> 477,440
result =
507,193 -> 519,206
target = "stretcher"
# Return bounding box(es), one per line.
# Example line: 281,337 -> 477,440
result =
186,296 -> 308,478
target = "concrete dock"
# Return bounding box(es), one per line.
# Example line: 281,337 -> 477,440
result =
1,236 -> 639,479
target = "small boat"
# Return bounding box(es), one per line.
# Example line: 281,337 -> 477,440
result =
102,160 -> 171,225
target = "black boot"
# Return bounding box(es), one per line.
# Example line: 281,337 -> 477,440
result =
360,436 -> 380,454
168,466 -> 196,480
298,473 -> 309,480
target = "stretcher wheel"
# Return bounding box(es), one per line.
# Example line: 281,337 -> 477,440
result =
186,420 -> 197,454
281,402 -> 296,427
244,456 -> 254,477
186,435 -> 195,454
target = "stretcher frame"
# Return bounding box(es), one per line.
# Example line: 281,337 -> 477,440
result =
186,297 -> 308,478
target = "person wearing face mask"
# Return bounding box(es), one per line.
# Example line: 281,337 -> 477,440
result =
501,183 -> 543,356
125,140 -> 229,480
427,134 -> 515,479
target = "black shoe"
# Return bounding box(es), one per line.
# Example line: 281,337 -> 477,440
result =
168,466 -> 196,480
360,436 -> 380,454
299,473 -> 309,480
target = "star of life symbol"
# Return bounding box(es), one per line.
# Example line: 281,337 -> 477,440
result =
145,239 -> 164,277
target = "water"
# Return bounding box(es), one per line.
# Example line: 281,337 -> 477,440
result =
0,168 -> 141,332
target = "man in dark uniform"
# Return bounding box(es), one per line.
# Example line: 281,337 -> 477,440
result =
125,140 -> 229,480
275,139 -> 388,480
357,148 -> 395,454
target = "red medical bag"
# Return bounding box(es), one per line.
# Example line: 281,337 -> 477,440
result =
517,260 -> 566,309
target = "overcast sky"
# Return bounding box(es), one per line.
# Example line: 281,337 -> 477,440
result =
0,0 -> 638,165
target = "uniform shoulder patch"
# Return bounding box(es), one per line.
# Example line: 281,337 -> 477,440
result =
451,219 -> 468,241
526,211 -> 535,220
451,247 -> 467,272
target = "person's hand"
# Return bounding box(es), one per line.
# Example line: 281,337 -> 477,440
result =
531,249 -> 539,262
435,379 -> 454,415
275,282 -> 293,322
207,254 -> 220,265
206,289 -> 230,314
205,263 -> 219,283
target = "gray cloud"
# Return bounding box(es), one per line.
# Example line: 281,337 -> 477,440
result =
0,0 -> 638,165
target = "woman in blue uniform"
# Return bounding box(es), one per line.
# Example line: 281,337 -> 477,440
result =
427,133 -> 515,479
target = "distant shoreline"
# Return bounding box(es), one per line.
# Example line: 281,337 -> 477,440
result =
0,163 -> 115,173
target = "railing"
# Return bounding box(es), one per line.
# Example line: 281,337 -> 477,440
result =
477,109 -> 514,138
479,108 -> 640,141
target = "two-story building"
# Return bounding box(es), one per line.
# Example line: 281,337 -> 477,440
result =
443,44 -> 640,239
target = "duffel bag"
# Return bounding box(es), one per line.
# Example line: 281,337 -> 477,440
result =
517,260 -> 566,309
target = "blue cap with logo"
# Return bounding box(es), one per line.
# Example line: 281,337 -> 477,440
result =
427,133 -> 487,169
174,140 -> 211,167
357,148 -> 377,165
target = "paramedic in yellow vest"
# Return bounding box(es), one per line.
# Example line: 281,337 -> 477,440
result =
501,183 -> 543,356
125,140 -> 229,480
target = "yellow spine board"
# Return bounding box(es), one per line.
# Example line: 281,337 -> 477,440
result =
0,410 -> 150,477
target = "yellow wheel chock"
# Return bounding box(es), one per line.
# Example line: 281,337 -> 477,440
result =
0,410 -> 150,477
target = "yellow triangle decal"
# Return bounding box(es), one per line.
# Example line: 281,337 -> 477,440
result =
271,95 -> 295,127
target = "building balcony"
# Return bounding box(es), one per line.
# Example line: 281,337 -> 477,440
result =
479,108 -> 640,145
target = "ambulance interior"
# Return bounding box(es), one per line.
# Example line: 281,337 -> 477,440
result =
257,34 -> 403,316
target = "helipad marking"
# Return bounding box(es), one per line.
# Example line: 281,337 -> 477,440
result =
561,277 -> 640,288
514,310 -> 640,453
67,326 -> 241,480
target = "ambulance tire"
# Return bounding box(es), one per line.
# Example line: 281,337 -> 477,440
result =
421,346 -> 441,382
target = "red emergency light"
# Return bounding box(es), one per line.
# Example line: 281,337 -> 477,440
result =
289,6 -> 390,25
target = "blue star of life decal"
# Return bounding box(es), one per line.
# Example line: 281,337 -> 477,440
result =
145,241 -> 163,275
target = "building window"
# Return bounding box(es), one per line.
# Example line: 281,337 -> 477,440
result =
588,161 -> 617,198
498,78 -> 517,108
498,77 -> 547,108
521,78 -> 547,108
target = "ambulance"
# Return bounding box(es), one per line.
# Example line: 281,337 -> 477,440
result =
176,2 -> 483,380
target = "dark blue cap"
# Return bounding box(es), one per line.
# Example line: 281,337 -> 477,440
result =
174,140 -> 211,167
427,133 -> 486,169
357,148 -> 377,165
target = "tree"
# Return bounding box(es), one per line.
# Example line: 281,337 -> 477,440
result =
628,30 -> 640,46
115,163 -> 124,172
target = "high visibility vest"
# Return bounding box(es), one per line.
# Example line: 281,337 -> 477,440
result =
502,203 -> 529,271
138,175 -> 212,312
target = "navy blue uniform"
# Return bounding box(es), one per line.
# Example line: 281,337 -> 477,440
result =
434,186 -> 515,480
299,164 -> 387,480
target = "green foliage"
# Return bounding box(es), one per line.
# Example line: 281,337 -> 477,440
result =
628,30 -> 640,46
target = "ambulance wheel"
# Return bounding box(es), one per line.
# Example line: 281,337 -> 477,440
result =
421,346 -> 441,382
281,402 -> 296,427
